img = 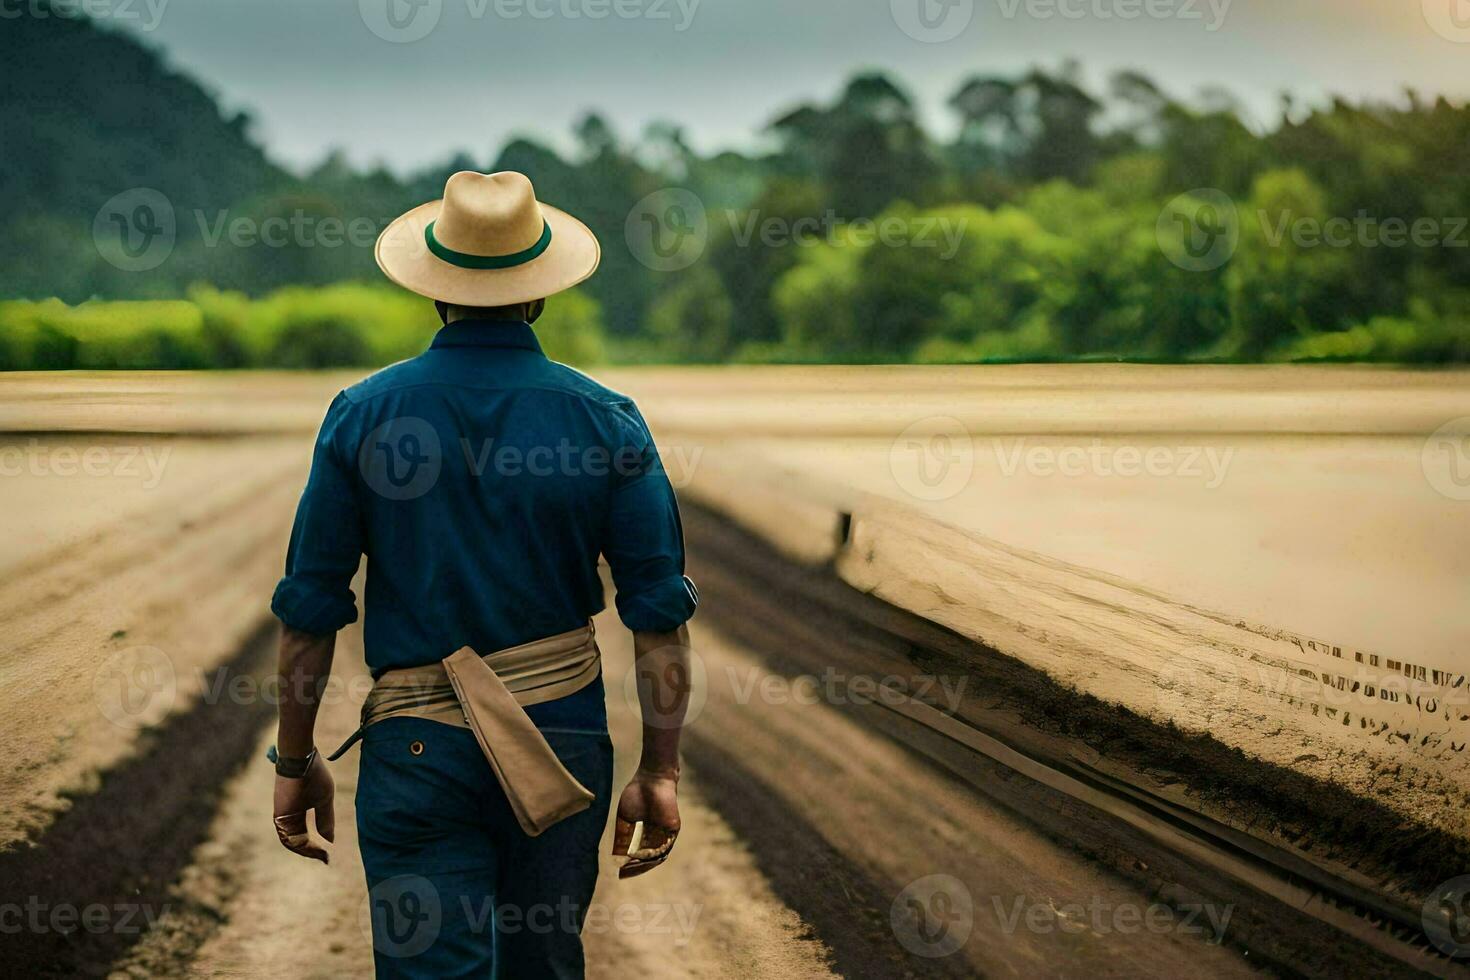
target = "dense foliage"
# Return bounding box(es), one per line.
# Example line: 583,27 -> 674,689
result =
2,12 -> 1468,366
0,286 -> 605,370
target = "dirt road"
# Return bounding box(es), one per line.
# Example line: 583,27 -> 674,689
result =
106,594 -> 1259,979
109,607 -> 840,980
3,367 -> 1466,977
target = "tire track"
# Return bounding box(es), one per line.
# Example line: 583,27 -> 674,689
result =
0,440 -> 306,848
678,501 -> 1458,978
0,620 -> 279,979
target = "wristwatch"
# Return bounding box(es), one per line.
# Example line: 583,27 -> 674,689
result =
266,744 -> 318,778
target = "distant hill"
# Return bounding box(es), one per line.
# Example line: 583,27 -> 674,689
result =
0,9 -> 292,299
0,8 -> 282,225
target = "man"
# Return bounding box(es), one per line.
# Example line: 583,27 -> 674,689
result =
268,171 -> 697,978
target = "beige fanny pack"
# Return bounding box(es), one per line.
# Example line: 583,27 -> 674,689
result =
328,623 -> 601,836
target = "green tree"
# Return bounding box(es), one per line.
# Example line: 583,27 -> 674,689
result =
648,267 -> 733,362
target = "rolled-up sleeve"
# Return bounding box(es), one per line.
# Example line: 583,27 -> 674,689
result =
602,403 -> 698,632
271,392 -> 364,634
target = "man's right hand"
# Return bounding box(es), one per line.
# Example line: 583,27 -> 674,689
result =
273,754 -> 336,864
611,768 -> 680,879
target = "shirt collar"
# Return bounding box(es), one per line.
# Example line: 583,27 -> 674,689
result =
429,320 -> 543,355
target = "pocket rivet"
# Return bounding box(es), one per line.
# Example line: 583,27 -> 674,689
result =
409,740 -> 425,756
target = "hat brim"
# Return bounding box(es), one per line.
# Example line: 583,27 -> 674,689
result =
375,199 -> 601,306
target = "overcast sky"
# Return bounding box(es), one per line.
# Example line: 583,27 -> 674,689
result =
107,0 -> 1470,174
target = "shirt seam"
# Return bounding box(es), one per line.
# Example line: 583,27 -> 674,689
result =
339,379 -> 643,433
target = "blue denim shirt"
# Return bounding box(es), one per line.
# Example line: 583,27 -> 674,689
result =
271,319 -> 698,684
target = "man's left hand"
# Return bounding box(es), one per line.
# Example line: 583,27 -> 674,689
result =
611,769 -> 680,879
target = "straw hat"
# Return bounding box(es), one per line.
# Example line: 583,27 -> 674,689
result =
375,171 -> 601,306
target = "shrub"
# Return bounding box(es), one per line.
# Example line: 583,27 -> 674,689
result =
0,283 -> 609,370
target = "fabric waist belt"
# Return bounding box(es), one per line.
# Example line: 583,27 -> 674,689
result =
327,623 -> 601,837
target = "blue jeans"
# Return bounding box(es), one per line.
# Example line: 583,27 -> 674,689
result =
355,680 -> 613,979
